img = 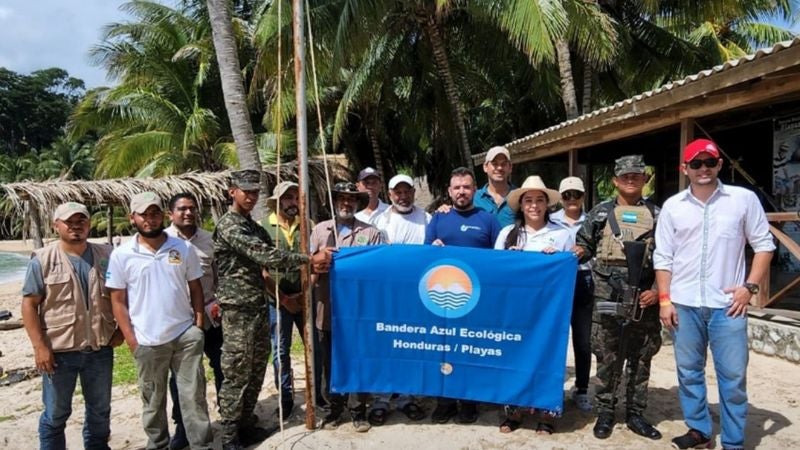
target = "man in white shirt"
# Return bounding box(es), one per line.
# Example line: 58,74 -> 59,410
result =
107,192 -> 213,449
654,139 -> 775,450
368,174 -> 430,426
355,167 -> 389,224
165,192 -> 222,450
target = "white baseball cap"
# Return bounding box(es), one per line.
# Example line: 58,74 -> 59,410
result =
484,146 -> 511,163
558,177 -> 585,194
388,174 -> 414,190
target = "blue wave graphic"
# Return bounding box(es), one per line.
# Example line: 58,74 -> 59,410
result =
428,291 -> 471,309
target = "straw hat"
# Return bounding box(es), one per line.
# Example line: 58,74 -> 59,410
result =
507,176 -> 560,211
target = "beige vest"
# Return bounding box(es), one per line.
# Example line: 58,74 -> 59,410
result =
598,205 -> 654,265
34,243 -> 115,352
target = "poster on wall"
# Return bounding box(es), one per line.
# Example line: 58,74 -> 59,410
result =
773,115 -> 800,272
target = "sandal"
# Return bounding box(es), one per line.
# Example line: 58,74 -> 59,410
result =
367,407 -> 388,426
536,420 -> 555,435
400,403 -> 426,421
499,418 -> 521,433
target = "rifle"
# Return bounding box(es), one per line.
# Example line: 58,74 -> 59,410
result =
596,238 -> 651,322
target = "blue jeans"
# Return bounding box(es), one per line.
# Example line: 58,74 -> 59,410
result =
673,304 -> 748,448
39,346 -> 113,450
268,303 -> 304,407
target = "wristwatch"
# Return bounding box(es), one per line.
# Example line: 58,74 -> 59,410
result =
744,282 -> 760,295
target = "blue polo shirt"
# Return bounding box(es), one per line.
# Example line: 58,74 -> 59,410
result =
424,208 -> 501,249
474,183 -> 516,228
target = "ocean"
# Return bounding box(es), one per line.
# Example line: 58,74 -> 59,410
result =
0,252 -> 29,284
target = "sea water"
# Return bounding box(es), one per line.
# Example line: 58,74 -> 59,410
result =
0,252 -> 28,284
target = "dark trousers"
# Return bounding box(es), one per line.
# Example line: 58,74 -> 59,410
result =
169,325 -> 224,428
318,329 -> 367,413
571,270 -> 594,390
268,303 -> 304,407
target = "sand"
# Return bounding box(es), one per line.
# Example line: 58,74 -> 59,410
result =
1,271 -> 798,449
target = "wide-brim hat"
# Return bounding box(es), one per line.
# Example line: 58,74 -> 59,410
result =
507,176 -> 560,211
331,181 -> 369,209
266,181 -> 299,211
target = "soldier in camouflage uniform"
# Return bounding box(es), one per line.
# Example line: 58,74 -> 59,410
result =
575,155 -> 663,442
214,170 -> 332,450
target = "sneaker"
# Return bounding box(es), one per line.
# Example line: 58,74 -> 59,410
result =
352,410 -> 371,433
321,409 -> 343,430
571,389 -> 592,412
671,429 -> 711,449
431,403 -> 458,424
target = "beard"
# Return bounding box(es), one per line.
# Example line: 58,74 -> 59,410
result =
282,205 -> 299,218
393,203 -> 413,213
135,223 -> 165,238
336,208 -> 355,220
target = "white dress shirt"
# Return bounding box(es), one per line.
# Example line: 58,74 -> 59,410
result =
653,182 -> 775,308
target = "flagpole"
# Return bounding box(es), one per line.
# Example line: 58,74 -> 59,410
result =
292,0 -> 316,430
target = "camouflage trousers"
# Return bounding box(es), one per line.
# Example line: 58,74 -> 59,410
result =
592,314 -> 661,416
218,306 -> 270,443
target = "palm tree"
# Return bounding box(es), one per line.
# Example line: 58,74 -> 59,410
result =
70,0 -> 234,177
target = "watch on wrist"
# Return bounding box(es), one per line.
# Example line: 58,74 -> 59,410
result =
744,282 -> 760,295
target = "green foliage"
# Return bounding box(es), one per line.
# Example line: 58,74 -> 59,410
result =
112,345 -> 138,386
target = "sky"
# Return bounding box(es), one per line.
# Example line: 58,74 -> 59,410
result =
0,0 -> 131,88
0,1 -> 798,89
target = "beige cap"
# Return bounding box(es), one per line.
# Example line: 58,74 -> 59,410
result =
388,174 -> 414,190
558,176 -> 585,194
130,192 -> 163,214
53,202 -> 90,221
266,181 -> 299,210
484,146 -> 511,163
507,176 -> 560,210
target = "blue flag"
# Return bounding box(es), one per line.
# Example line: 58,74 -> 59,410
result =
330,244 -> 577,412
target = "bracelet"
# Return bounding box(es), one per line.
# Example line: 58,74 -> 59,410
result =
658,292 -> 671,301
659,299 -> 672,307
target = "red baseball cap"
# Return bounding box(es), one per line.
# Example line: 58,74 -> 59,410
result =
683,139 -> 720,162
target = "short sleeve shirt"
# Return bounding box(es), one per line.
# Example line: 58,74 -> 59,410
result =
22,248 -> 94,306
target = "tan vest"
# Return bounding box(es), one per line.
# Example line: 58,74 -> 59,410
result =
598,205 -> 654,265
34,243 -> 115,352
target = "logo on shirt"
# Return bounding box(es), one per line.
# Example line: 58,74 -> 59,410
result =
418,259 -> 481,319
459,224 -> 481,232
355,235 -> 369,246
168,249 -> 182,265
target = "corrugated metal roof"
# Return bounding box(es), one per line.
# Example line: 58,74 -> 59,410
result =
478,37 -> 800,162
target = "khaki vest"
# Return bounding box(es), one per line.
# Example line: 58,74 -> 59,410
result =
598,205 -> 654,265
34,243 -> 115,352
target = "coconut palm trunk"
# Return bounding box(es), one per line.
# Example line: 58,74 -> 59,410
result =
555,38 -> 579,120
206,0 -> 268,218
418,10 -> 472,167
582,64 -> 593,114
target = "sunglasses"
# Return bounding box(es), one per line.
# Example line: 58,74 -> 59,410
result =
686,158 -> 719,170
562,191 -> 583,201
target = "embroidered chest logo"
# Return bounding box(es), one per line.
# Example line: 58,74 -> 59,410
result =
168,249 -> 182,265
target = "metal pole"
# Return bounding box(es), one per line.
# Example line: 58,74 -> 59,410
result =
107,205 -> 113,246
293,0 -> 316,430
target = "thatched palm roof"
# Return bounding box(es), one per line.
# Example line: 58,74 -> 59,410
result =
0,158 -> 348,221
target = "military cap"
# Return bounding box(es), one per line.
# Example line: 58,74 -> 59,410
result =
614,155 -> 646,176
53,202 -> 90,221
230,169 -> 262,190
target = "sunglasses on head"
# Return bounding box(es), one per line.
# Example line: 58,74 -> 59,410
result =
562,190 -> 583,200
686,158 -> 719,170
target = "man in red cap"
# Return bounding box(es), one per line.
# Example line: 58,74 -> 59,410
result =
654,139 -> 774,450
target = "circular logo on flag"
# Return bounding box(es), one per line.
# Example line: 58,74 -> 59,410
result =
418,259 -> 481,318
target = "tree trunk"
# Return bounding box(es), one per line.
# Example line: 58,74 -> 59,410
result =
28,202 -> 44,249
582,63 -> 593,115
206,0 -> 268,219
366,120 -> 385,182
418,11 -> 472,167
555,39 -> 579,120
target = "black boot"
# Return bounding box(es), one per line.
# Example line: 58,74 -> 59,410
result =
626,414 -> 662,440
593,413 -> 615,439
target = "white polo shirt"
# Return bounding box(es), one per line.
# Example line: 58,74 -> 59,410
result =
106,234 -> 203,346
494,222 -> 574,252
653,182 -> 775,308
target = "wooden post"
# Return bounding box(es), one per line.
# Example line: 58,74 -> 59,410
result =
568,149 -> 578,176
293,0 -> 316,430
679,119 -> 694,191
107,205 -> 113,246
28,202 -> 44,249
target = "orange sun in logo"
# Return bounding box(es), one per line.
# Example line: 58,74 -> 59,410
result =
425,265 -> 472,293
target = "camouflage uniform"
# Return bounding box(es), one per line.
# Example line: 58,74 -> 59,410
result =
214,170 -> 309,443
575,156 -> 662,418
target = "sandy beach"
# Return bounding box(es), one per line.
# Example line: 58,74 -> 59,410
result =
0,243 -> 798,448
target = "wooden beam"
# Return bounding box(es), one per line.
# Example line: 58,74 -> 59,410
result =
568,150 -> 578,176
766,224 -> 800,308
679,119 -> 694,191
767,212 -> 800,222
513,71 -> 800,162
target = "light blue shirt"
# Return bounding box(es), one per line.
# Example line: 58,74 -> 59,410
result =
551,209 -> 590,271
474,184 -> 516,228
